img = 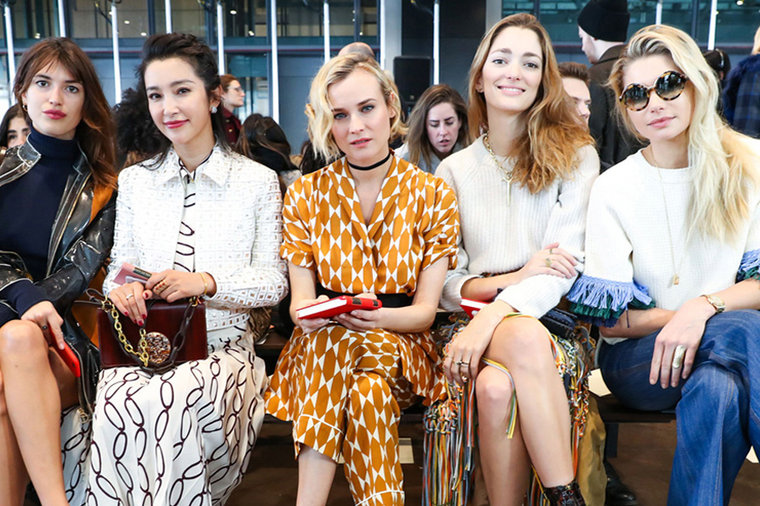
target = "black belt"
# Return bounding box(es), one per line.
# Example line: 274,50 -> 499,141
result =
316,284 -> 413,308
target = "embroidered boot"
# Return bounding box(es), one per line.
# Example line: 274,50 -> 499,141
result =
544,480 -> 586,506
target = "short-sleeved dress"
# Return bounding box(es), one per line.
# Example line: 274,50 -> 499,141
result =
265,156 -> 459,505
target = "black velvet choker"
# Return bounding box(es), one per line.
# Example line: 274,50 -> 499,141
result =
346,151 -> 392,171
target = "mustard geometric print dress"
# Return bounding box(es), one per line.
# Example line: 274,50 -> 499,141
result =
265,156 -> 459,505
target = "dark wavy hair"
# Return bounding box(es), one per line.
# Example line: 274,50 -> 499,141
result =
235,113 -> 298,173
113,88 -> 164,168
14,37 -> 116,189
136,33 -> 229,165
0,104 -> 26,148
404,84 -> 470,168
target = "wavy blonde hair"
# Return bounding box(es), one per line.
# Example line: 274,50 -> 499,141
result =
468,13 -> 593,193
609,24 -> 760,243
753,25 -> 760,55
306,54 -> 406,161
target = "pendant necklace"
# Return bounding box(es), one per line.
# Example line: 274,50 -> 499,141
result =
650,148 -> 685,286
483,133 -> 513,206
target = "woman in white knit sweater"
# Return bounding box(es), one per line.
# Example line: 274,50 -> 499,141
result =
568,25 -> 760,504
437,14 -> 598,505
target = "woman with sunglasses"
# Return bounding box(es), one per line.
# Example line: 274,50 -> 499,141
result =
568,25 -> 760,504
438,13 -> 598,505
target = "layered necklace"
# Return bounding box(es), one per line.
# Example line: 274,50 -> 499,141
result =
483,133 -> 513,206
649,147 -> 685,286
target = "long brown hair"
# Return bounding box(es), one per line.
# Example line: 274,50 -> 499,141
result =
14,38 -> 116,189
405,84 -> 471,168
468,14 -> 593,193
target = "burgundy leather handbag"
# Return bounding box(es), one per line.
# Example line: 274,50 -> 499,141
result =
98,296 -> 208,373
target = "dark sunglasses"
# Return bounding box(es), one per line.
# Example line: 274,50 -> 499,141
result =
619,70 -> 689,111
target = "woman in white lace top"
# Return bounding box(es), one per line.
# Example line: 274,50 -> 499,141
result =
84,33 -> 288,504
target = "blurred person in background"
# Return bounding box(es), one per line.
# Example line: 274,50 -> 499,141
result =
220,73 -> 245,143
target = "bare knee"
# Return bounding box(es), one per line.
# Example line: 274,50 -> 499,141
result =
487,317 -> 553,372
0,320 -> 48,360
476,368 -> 514,412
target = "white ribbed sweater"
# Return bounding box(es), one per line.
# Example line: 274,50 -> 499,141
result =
436,136 -> 599,317
573,146 -> 760,343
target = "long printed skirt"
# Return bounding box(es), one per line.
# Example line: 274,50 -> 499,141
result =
265,323 -> 446,506
82,330 -> 267,505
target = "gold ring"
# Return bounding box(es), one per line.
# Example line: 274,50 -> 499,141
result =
549,248 -> 555,254
461,374 -> 469,382
154,282 -> 167,293
545,257 -> 552,267
672,345 -> 686,369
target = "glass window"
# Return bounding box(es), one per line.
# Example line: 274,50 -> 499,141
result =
12,0 -> 58,40
171,0 -> 209,38
228,53 -> 270,116
714,0 -> 760,46
222,0 -> 267,38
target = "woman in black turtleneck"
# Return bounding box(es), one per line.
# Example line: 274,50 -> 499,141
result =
0,38 -> 116,506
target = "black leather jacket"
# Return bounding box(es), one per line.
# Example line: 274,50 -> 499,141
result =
0,141 -> 115,417
0,141 -> 116,315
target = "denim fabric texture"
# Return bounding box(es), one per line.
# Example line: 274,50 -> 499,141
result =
598,310 -> 760,506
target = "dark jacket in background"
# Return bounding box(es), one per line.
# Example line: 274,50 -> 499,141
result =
587,45 -> 645,169
723,54 -> 760,139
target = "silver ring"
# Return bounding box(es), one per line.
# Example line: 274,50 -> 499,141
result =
125,293 -> 134,300
41,324 -> 48,331
456,360 -> 470,366
672,345 -> 686,369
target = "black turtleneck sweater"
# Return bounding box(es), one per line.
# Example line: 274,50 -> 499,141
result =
0,127 -> 78,321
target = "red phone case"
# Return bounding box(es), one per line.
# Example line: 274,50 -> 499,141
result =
57,341 -> 81,377
296,296 -> 382,320
460,298 -> 488,318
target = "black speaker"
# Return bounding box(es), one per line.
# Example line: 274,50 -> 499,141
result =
393,56 -> 431,113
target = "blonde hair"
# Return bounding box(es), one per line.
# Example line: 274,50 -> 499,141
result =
753,26 -> 760,54
610,24 -> 760,242
306,54 -> 406,160
468,13 -> 594,193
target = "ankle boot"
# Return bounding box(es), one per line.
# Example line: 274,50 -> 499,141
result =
544,480 -> 586,506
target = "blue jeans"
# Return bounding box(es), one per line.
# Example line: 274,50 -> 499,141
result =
598,310 -> 760,506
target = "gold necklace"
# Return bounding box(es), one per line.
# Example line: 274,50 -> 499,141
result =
650,147 -> 685,286
483,133 -> 513,206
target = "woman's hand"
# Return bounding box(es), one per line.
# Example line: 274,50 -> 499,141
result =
293,295 -> 332,334
145,270 -> 214,303
443,300 -> 512,385
21,301 -> 64,349
109,281 -> 150,325
517,242 -> 577,282
649,296 -> 715,388
333,293 -> 382,331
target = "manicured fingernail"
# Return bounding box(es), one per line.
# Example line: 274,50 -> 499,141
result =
143,293 -> 150,299
142,314 -> 147,319
123,311 -> 129,316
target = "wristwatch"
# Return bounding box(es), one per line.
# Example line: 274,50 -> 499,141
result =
701,294 -> 726,314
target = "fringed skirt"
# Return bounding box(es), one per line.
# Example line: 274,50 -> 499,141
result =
422,312 -> 593,506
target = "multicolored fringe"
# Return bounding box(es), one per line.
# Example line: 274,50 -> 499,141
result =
737,248 -> 760,281
567,275 -> 654,327
423,315 -> 476,506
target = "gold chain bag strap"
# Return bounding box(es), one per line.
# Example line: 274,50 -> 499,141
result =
96,294 -> 208,374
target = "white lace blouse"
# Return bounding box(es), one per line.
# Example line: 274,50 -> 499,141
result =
103,145 -> 288,332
